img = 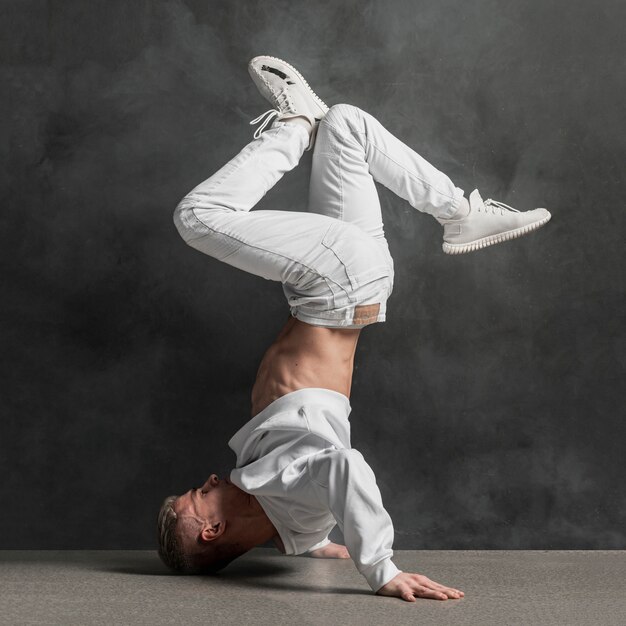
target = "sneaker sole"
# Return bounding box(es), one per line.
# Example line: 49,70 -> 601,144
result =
442,213 -> 551,254
249,55 -> 329,117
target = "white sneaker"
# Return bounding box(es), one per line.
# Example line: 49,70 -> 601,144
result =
248,55 -> 329,151
438,189 -> 551,254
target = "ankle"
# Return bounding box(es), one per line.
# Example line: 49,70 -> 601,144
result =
448,196 -> 470,220
282,115 -> 313,134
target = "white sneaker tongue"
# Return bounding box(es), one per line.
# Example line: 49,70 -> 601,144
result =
469,188 -> 484,210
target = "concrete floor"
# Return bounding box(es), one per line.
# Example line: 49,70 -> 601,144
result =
1,550 -> 625,625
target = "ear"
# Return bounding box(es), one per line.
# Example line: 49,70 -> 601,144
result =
200,520 -> 226,543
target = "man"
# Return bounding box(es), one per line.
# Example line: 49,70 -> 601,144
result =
157,56 -> 550,602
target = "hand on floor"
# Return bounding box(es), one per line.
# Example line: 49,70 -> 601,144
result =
306,542 -> 351,559
376,572 -> 464,602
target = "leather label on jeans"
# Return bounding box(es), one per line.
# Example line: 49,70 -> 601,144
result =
352,302 -> 381,326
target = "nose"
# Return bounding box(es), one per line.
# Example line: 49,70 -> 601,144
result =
199,474 -> 219,491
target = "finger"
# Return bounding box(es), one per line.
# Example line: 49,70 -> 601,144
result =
433,587 -> 463,599
440,587 -> 464,598
415,586 -> 448,601
429,584 -> 463,598
425,580 -> 464,597
402,590 -> 416,602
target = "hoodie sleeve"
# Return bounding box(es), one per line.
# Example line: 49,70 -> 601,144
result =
306,447 -> 402,592
303,536 -> 332,553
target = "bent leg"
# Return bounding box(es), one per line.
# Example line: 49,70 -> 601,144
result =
309,103 -> 470,323
174,121 -> 334,284
173,120 -> 378,327
308,103 -> 465,237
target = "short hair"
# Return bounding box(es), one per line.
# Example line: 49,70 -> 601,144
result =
156,494 -> 247,574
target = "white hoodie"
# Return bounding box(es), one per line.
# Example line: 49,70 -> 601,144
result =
228,387 -> 402,592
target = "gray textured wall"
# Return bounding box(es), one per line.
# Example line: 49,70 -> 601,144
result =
1,0 -> 624,550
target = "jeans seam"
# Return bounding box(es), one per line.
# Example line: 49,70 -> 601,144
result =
209,140 -> 263,192
322,274 -> 357,303
193,124 -> 290,197
337,139 -> 345,222
353,128 -> 458,204
323,115 -> 458,216
188,207 -> 324,278
322,120 -> 346,223
321,118 -> 388,237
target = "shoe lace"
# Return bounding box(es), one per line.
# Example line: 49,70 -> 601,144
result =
249,87 -> 295,139
249,109 -> 279,138
481,198 -> 520,215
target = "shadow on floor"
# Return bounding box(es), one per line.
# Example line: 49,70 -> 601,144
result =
100,553 -> 368,596
0,550 -> 368,597
226,576 -> 367,596
102,556 -> 288,578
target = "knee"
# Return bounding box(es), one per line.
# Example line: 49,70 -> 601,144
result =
322,103 -> 362,133
173,194 -> 192,223
173,194 -> 204,242
173,200 -> 191,241
173,190 -> 212,223
327,103 -> 358,117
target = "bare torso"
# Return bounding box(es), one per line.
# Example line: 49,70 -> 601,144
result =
250,315 -> 362,417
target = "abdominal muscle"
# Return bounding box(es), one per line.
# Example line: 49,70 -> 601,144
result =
250,315 -> 361,417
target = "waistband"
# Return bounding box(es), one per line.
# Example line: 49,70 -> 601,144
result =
290,278 -> 390,329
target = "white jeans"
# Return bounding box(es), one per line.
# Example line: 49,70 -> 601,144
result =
173,103 -> 465,328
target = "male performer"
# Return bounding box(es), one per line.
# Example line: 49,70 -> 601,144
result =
157,55 -> 550,602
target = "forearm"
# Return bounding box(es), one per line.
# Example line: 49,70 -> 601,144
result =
307,448 -> 402,592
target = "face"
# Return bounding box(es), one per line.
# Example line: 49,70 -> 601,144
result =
173,473 -> 250,546
175,474 -> 227,523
